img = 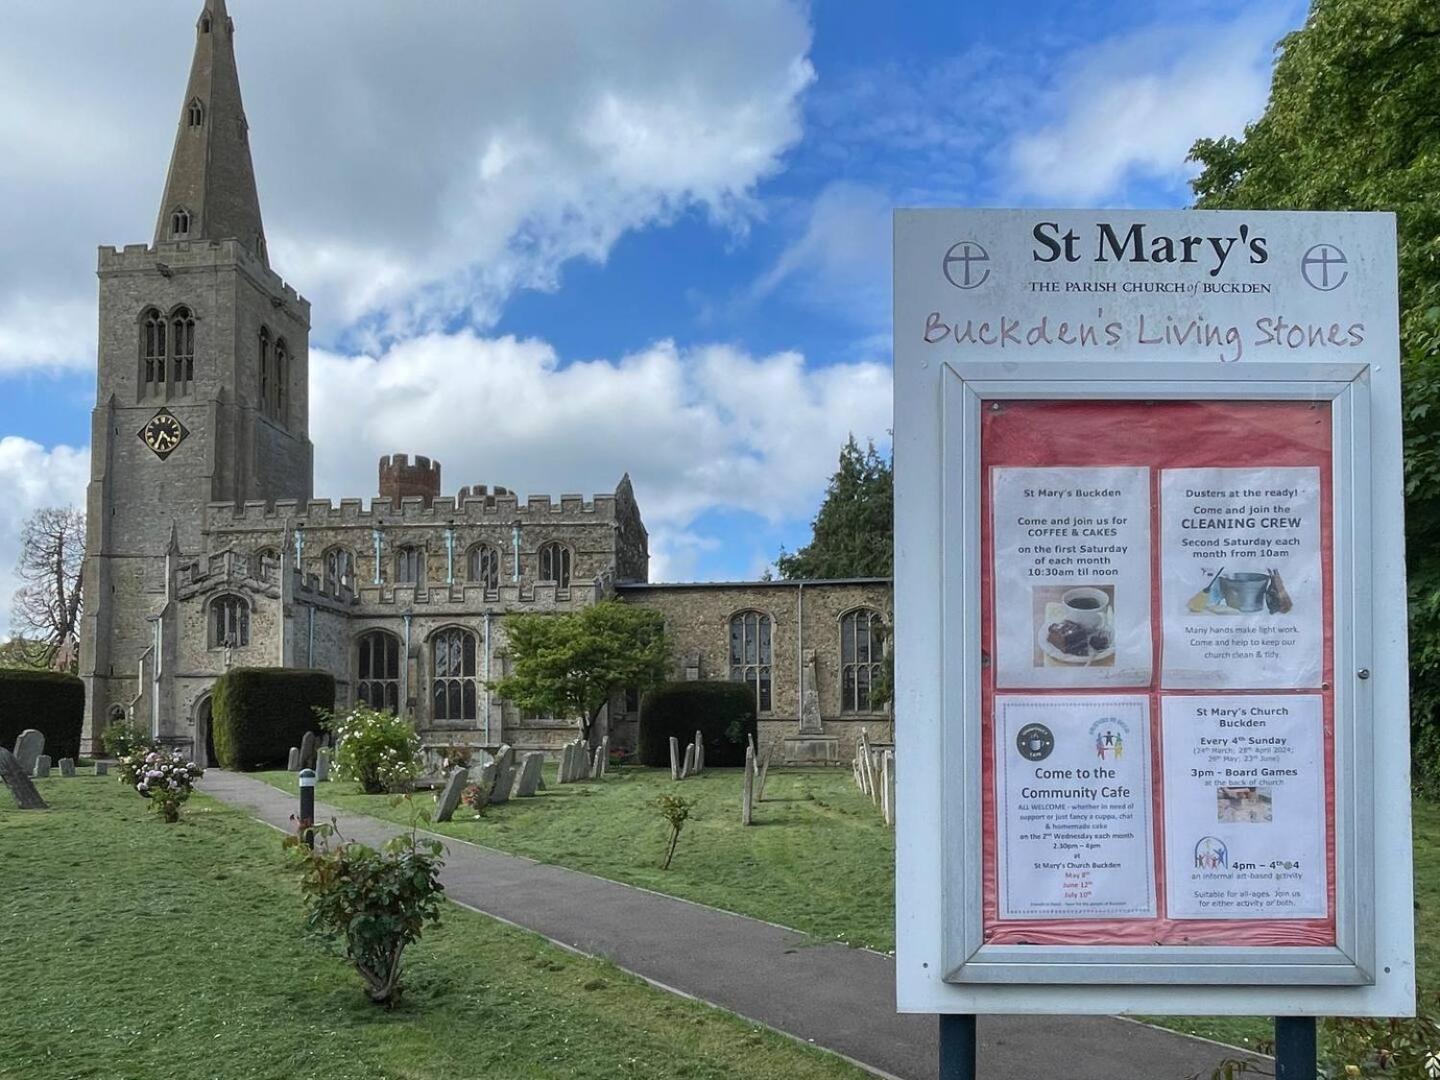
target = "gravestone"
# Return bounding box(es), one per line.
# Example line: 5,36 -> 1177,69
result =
94,761 -> 110,777
315,749 -> 331,782
742,744 -> 755,825
882,750 -> 896,827
515,752 -> 544,797
12,729 -> 44,776
694,730 -> 704,774
32,755 -> 52,778
470,762 -> 498,804
300,731 -> 318,770
58,758 -> 76,778
286,746 -> 300,772
598,736 -> 610,778
680,742 -> 696,780
669,737 -> 681,781
757,749 -> 771,802
0,748 -> 47,810
590,744 -> 603,780
557,744 -> 571,784
490,746 -> 517,804
434,768 -> 468,823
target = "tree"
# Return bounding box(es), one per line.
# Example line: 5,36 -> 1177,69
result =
491,600 -> 671,740
9,508 -> 85,673
1188,0 -> 1440,788
776,436 -> 892,580
0,637 -> 52,671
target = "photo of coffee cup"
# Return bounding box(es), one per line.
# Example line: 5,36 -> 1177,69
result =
1060,586 -> 1110,629
1218,571 -> 1271,614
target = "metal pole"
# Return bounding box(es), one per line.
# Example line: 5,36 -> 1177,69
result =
298,768 -> 316,849
938,1014 -> 977,1080
1275,1017 -> 1317,1080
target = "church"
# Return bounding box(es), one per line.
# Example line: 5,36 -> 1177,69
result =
77,0 -> 891,766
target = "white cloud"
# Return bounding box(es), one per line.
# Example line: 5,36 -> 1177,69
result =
1006,11 -> 1294,202
0,437 -> 89,639
310,332 -> 891,535
0,1 -> 813,369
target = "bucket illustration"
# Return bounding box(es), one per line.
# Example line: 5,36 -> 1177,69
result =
1218,571 -> 1271,613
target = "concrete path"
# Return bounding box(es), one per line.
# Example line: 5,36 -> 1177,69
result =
202,770 -> 1251,1080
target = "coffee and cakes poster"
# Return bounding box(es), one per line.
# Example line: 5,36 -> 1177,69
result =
991,467 -> 1152,688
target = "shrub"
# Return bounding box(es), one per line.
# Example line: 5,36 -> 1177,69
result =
101,717 -> 151,759
285,815 -> 445,1006
322,705 -> 421,794
0,670 -> 84,762
654,793 -> 694,870
119,747 -> 204,823
638,681 -> 757,768
211,668 -> 335,771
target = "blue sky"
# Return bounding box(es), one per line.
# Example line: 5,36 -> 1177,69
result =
0,0 -> 1307,633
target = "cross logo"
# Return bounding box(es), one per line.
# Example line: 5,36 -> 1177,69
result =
1301,243 -> 1349,291
942,240 -> 991,290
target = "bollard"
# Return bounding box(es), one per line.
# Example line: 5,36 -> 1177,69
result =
298,768 -> 317,849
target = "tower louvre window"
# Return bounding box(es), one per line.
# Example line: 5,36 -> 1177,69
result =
171,306 -> 195,391
200,13 -> 212,33
258,327 -> 270,411
187,98 -> 204,128
141,308 -> 166,391
272,337 -> 288,423
170,207 -> 191,239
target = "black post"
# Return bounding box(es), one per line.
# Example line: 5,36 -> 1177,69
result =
1274,1016 -> 1317,1080
298,768 -> 316,849
939,1014 -> 977,1080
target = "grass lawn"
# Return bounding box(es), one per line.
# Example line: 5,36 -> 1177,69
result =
257,764 -> 1440,1055
0,776 -> 873,1080
257,764 -> 897,952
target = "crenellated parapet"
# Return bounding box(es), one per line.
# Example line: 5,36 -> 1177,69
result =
204,490 -> 620,529
175,547 -> 281,601
98,239 -> 309,315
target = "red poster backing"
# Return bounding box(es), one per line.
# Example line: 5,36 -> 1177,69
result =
980,400 -> 1336,947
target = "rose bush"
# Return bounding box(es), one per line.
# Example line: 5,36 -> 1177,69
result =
118,748 -> 204,823
320,705 -> 421,794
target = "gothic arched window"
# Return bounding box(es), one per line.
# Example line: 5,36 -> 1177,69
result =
200,13 -> 212,33
187,98 -> 205,128
467,543 -> 499,591
395,545 -> 424,585
357,630 -> 401,714
840,609 -> 884,713
729,610 -> 772,713
170,207 -> 191,239
258,327 -> 270,410
538,541 -> 571,590
252,547 -> 280,578
211,594 -> 249,648
272,337 -> 287,421
324,547 -> 355,592
141,307 -> 166,390
171,306 -> 195,389
431,627 -> 477,722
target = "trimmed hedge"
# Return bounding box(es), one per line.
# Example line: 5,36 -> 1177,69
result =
638,680 -> 757,768
212,668 -> 335,771
0,669 -> 84,762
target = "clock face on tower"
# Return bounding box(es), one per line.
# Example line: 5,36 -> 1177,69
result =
138,409 -> 189,460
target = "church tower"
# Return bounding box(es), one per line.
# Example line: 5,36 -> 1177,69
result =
79,0 -> 313,748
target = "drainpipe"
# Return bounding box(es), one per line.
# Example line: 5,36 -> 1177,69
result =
152,618 -> 162,740
372,523 -> 384,585
511,521 -> 522,582
445,521 -> 456,585
796,582 -> 805,723
402,609 -> 413,710
307,605 -> 315,668
483,611 -> 492,744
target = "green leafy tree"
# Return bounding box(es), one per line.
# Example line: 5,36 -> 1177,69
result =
491,600 -> 671,739
776,436 -> 893,580
1189,0 -> 1440,791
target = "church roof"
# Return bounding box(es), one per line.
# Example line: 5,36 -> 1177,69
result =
154,0 -> 268,263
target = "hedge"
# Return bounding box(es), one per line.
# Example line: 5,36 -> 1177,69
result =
211,668 -> 335,771
0,669 -> 85,762
638,680 -> 757,768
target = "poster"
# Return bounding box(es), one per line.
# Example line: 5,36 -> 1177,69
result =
1160,466 -> 1323,689
995,695 -> 1155,919
1162,695 -> 1327,919
992,467 -> 1152,688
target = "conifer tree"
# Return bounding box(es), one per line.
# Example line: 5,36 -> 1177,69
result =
776,436 -> 893,581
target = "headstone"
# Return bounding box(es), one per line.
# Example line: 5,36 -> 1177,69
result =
694,730 -> 704,774
680,742 -> 696,780
472,762 -> 498,804
12,729 -> 44,776
286,746 -> 300,772
557,743 -> 571,784
315,749 -> 331,782
32,755 -> 51,778
58,758 -> 76,778
882,750 -> 897,827
756,749 -> 771,802
742,744 -> 755,825
514,752 -> 544,797
590,744 -> 603,780
0,748 -> 47,810
434,768 -> 468,823
94,761 -> 110,777
669,736 -> 681,781
598,735 -> 610,778
300,730 -> 318,770
490,746 -> 517,804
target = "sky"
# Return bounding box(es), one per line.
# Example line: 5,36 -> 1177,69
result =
0,0 -> 1308,637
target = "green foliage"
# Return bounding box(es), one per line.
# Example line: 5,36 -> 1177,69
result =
0,668 -> 84,762
100,717 -> 151,759
491,600 -> 671,736
1188,0 -> 1440,791
776,436 -> 892,580
654,793 -> 694,870
637,681 -> 757,768
285,814 -> 445,1006
321,704 -> 421,794
117,747 -> 204,823
211,668 -> 335,771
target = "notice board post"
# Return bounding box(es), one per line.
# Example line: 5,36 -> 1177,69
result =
893,210 -> 1414,1070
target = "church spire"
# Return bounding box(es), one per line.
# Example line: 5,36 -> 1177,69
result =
154,0 -> 268,263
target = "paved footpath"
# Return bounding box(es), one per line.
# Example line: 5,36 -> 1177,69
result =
203,770 -> 1252,1080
